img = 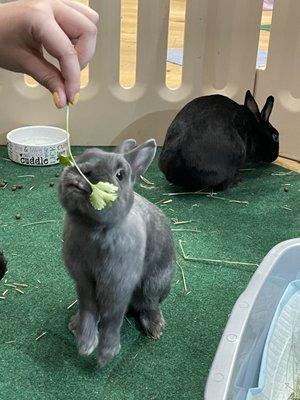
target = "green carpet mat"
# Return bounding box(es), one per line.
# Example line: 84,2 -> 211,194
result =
0,146 -> 299,400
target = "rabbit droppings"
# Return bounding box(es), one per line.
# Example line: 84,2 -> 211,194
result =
159,90 -> 279,191
59,139 -> 176,367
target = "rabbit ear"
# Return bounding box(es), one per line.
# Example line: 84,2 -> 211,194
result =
244,90 -> 260,117
261,96 -> 274,122
125,139 -> 157,180
115,139 -> 137,154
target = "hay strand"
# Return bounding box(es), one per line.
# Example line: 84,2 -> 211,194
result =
140,184 -> 155,190
21,220 -> 57,227
165,191 -> 249,205
124,316 -> 133,326
165,191 -> 214,196
172,229 -> 200,233
173,220 -> 193,225
35,332 -> 47,341
271,171 -> 294,176
179,240 -> 258,267
209,195 -> 249,205
140,176 -> 154,185
13,283 -> 28,287
162,199 -> 173,204
67,299 -> 78,310
281,205 -> 292,211
176,261 -> 188,293
155,199 -> 166,205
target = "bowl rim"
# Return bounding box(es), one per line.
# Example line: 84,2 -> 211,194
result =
7,125 -> 68,148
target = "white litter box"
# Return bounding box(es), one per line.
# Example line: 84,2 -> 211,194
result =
205,238 -> 300,400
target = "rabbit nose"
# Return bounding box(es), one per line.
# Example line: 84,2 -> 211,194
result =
74,178 -> 86,191
70,176 -> 91,194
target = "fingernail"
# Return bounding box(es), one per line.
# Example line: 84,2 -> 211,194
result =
70,92 -> 80,106
52,92 -> 60,108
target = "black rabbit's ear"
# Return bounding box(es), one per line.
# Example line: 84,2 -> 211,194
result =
115,139 -> 137,154
125,139 -> 157,181
244,90 -> 260,117
261,96 -> 274,122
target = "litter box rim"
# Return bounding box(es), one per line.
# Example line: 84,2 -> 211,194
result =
204,238 -> 300,400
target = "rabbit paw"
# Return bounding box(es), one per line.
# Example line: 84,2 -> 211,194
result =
98,343 -> 121,368
78,331 -> 99,356
140,309 -> 165,340
69,313 -> 99,356
68,313 -> 79,334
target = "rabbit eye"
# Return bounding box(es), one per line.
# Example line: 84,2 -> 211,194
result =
272,133 -> 279,142
116,169 -> 125,181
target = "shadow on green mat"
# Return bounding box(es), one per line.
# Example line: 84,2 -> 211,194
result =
0,146 -> 299,400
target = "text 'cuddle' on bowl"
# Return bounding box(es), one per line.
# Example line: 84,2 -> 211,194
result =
7,126 -> 68,166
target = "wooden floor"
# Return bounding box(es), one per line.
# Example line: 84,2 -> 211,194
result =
275,157 -> 299,173
118,1 -> 273,89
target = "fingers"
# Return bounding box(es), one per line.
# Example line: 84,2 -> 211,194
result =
54,4 -> 98,69
62,0 -> 99,25
36,17 -> 81,104
20,49 -> 67,108
28,1 -> 99,105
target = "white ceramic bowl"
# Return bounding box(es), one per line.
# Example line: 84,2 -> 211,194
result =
7,126 -> 68,166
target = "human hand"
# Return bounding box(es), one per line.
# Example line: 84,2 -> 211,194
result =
0,0 -> 99,107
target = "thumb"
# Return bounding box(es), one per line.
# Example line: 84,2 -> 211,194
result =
22,53 -> 67,108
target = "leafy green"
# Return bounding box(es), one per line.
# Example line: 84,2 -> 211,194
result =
59,154 -> 73,167
64,105 -> 118,210
90,182 -> 118,210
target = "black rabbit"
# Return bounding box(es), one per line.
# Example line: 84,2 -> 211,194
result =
59,139 -> 175,367
159,91 -> 279,191
0,251 -> 7,281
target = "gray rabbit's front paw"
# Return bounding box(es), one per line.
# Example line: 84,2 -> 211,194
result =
98,343 -> 121,368
78,331 -> 99,356
140,309 -> 165,340
68,313 -> 79,334
69,313 -> 99,356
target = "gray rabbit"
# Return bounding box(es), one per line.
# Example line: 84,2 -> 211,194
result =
59,139 -> 175,367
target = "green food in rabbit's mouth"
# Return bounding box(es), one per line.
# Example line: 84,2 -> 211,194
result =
59,106 -> 118,211
90,181 -> 118,210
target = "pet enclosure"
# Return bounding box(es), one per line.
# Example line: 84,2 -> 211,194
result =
0,2 -> 299,399
0,0 -> 299,161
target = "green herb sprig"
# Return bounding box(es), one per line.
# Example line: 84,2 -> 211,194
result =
59,106 -> 118,210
